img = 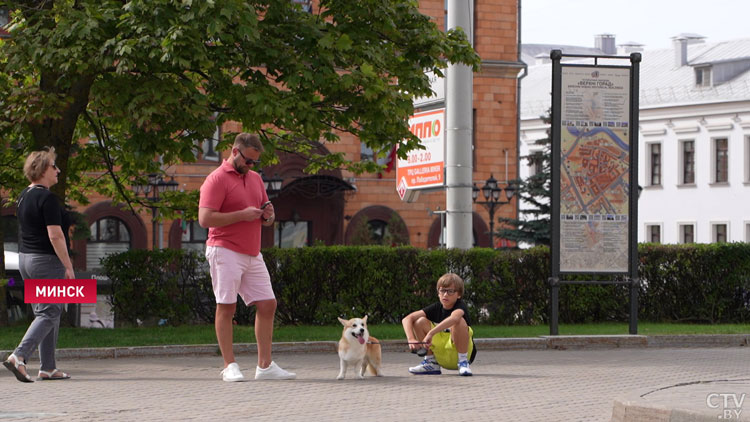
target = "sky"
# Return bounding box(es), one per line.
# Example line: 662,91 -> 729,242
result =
521,0 -> 750,50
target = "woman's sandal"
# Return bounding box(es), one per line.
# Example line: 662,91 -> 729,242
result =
3,354 -> 33,383
37,368 -> 71,381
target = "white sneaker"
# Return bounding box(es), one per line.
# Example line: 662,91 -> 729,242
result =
458,360 -> 473,376
408,358 -> 442,375
220,362 -> 245,382
255,361 -> 296,380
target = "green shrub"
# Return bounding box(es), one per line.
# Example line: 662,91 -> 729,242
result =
102,249 -> 211,326
100,243 -> 750,326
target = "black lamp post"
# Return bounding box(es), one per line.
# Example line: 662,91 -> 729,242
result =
132,174 -> 178,249
472,174 -> 516,249
260,171 -> 283,198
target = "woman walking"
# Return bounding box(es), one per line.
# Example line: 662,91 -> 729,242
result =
3,147 -> 74,382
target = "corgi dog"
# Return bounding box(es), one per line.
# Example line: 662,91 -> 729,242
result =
337,316 -> 382,380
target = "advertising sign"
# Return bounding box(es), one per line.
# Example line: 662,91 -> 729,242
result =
395,109 -> 445,198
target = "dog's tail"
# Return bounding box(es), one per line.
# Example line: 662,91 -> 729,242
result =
366,336 -> 382,376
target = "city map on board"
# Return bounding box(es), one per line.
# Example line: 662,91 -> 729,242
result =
561,126 -> 629,215
559,125 -> 630,272
558,65 -> 632,273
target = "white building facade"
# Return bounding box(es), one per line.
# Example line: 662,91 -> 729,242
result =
520,35 -> 750,244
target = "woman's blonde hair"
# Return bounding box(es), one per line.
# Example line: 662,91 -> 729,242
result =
23,147 -> 56,183
436,273 -> 464,297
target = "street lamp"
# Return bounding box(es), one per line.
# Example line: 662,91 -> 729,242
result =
132,174 -> 178,249
260,171 -> 283,198
472,174 -> 516,249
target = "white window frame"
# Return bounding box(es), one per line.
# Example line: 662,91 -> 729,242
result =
695,66 -> 711,87
744,135 -> 750,183
677,222 -> 696,244
646,142 -> 662,186
527,147 -> 545,177
201,125 -> 221,162
710,137 -> 729,184
645,223 -> 662,244
678,139 -> 696,185
711,221 -> 730,243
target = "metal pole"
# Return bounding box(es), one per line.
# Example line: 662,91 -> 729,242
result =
550,277 -> 559,335
445,0 -> 474,250
549,50 -> 563,336
629,52 -> 641,335
152,206 -> 158,250
488,204 -> 495,249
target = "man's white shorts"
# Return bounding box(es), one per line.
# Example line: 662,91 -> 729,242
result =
205,245 -> 275,305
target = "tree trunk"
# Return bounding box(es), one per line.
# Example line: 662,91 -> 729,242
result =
28,72 -> 95,202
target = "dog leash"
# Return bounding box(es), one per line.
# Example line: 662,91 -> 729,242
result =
366,341 -> 430,356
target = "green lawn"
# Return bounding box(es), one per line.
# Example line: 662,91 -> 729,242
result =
1,323 -> 749,350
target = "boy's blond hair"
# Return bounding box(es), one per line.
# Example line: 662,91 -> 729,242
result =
436,273 -> 464,297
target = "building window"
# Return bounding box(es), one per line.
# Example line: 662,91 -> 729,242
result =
273,221 -> 309,248
2,215 -> 18,253
679,224 -> 695,244
647,224 -> 661,243
88,217 -> 131,270
290,0 -> 312,13
181,220 -> 208,253
198,125 -> 220,162
680,140 -> 695,184
649,143 -> 661,186
346,207 -> 409,246
746,222 -> 750,243
745,135 -> 750,183
713,138 -> 728,183
695,67 -> 711,87
0,8 -> 9,27
712,223 -> 728,243
528,151 -> 544,177
360,144 -> 390,165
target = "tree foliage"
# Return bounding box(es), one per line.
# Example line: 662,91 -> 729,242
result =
497,111 -> 551,246
0,0 -> 479,221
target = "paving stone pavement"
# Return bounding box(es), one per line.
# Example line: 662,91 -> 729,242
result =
1,346 -> 748,421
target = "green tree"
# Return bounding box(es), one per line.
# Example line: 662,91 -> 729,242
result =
497,112 -> 551,246
0,0 -> 479,221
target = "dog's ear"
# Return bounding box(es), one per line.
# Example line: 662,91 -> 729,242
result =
338,317 -> 348,326
363,315 -> 368,324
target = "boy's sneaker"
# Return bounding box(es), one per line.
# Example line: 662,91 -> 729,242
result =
408,358 -> 441,375
255,361 -> 296,380
220,362 -> 245,382
458,360 -> 473,376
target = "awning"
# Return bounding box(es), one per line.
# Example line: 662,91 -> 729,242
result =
279,175 -> 355,199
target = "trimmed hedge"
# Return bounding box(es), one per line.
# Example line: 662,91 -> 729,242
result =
102,243 -> 750,326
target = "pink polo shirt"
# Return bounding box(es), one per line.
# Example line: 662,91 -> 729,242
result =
199,159 -> 269,256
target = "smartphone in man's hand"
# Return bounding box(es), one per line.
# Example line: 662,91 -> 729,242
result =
261,201 -> 272,209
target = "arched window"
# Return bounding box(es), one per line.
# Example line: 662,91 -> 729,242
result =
344,206 -> 410,246
368,219 -> 388,244
87,217 -> 131,270
181,220 -> 208,253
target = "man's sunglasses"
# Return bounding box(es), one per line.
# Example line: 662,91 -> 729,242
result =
237,149 -> 261,166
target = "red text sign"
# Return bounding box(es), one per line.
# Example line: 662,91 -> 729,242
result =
24,279 -> 97,303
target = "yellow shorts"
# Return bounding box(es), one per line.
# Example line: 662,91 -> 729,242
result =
429,324 -> 475,370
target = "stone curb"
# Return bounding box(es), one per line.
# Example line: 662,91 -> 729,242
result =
611,380 -> 750,422
3,334 -> 748,360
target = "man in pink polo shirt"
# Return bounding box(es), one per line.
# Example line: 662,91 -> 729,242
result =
198,133 -> 296,382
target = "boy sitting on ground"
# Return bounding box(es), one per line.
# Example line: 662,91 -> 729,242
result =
401,272 -> 476,376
